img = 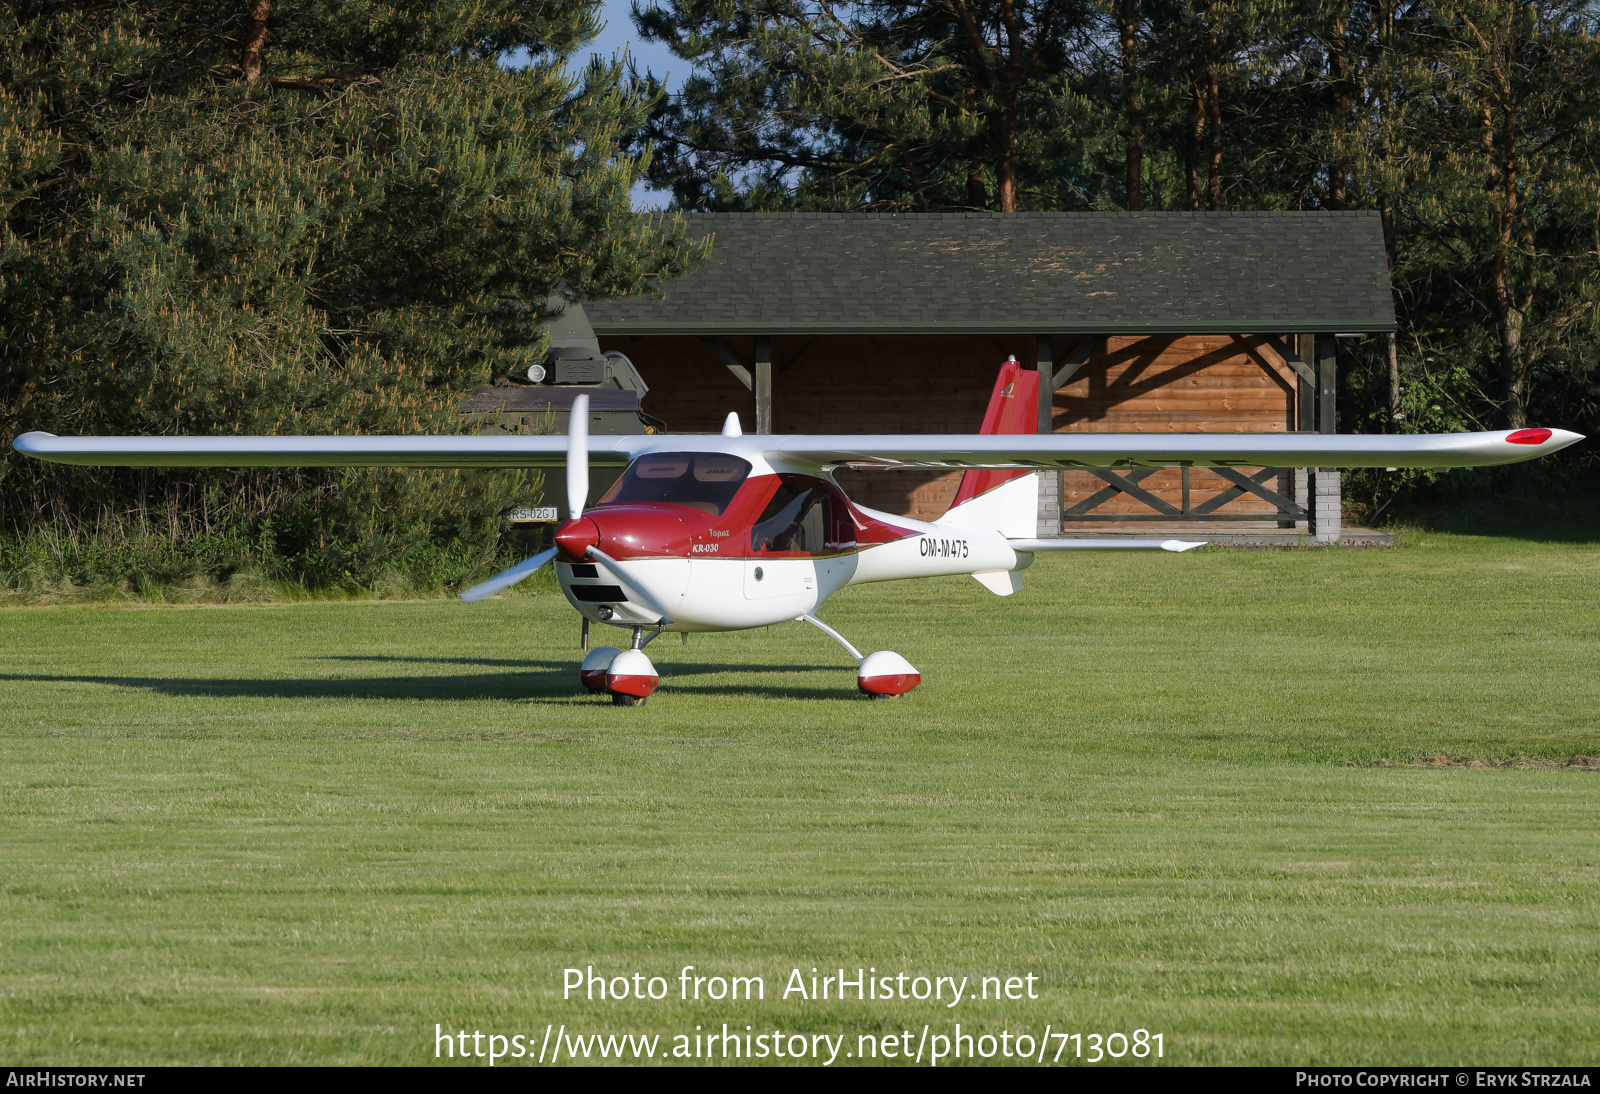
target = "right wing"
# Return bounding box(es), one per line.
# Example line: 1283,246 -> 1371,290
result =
11,431 -> 649,469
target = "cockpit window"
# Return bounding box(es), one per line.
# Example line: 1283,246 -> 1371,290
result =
751,475 -> 856,555
597,453 -> 752,516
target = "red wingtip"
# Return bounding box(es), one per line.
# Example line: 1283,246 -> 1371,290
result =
1506,428 -> 1553,445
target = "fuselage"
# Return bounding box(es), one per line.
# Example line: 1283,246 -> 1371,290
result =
551,450 -> 1027,633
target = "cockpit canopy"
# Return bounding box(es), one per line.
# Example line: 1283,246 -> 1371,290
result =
596,452 -> 752,516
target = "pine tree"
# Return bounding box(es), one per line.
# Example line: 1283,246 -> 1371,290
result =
1423,0 -> 1600,429
635,0 -> 1098,210
1,1 -> 705,590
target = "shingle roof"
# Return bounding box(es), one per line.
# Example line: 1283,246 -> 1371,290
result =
584,211 -> 1396,335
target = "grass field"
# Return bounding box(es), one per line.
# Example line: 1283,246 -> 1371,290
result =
2,529 -> 1598,1066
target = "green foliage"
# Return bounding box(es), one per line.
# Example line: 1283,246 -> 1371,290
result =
637,0 -> 1600,508
1,1 -> 707,588
634,0 -> 1099,211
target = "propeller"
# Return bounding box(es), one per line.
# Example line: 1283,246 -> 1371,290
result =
459,546 -> 557,603
460,394 -> 590,603
588,546 -> 672,623
567,392 -> 589,517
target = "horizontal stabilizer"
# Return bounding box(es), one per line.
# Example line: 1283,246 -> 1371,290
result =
1010,538 -> 1205,552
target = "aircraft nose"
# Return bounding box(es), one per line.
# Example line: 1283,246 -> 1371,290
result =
554,517 -> 599,561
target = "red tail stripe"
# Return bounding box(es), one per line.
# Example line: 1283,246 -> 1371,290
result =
951,359 -> 1038,508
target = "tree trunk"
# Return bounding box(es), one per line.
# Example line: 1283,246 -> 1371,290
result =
1120,0 -> 1143,211
1380,194 -> 1401,424
995,110 -> 1018,211
1493,251 -> 1527,429
994,0 -> 1022,212
1187,83 -> 1205,210
1486,91 -> 1524,428
1327,12 -> 1351,208
1385,332 -> 1401,424
241,0 -> 271,83
966,160 -> 988,208
1206,66 -> 1222,211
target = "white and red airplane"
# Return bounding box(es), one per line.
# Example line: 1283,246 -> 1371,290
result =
14,360 -> 1582,704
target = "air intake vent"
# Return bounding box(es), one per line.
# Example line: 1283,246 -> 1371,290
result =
551,357 -> 607,385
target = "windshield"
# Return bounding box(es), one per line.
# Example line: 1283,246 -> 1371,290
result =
596,453 -> 752,516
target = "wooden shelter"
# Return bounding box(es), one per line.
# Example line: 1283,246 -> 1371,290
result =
584,211 -> 1397,542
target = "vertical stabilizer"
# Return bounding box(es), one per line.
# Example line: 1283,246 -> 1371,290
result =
950,358 -> 1039,507
941,358 -> 1040,539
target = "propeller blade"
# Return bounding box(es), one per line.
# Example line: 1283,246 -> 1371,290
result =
588,546 -> 672,623
460,547 -> 558,603
567,393 -> 589,518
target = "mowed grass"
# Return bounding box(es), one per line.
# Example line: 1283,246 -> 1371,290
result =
1,530 -> 1598,1066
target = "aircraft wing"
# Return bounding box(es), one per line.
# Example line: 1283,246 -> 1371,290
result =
765,428 -> 1582,470
12,426 -> 1581,471
10,431 -> 649,468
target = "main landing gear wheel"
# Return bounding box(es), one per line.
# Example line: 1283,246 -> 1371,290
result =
612,692 -> 646,707
856,650 -> 921,699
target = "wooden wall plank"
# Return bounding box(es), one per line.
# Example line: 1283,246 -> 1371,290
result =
599,333 -> 1297,520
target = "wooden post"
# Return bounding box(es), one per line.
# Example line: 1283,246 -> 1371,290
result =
1034,335 -> 1060,537
1297,333 -> 1316,432
1035,335 -> 1053,434
754,335 -> 773,435
1312,333 -> 1340,541
1317,334 -> 1336,435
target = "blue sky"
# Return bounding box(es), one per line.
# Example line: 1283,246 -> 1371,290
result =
580,0 -> 685,92
507,0 -> 684,208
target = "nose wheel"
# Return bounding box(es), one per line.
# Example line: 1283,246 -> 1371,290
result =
579,627 -> 661,706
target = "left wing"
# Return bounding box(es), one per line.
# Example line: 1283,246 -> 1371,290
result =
767,428 -> 1581,470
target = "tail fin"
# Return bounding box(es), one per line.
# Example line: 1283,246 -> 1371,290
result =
941,358 -> 1039,538
950,357 -> 1038,507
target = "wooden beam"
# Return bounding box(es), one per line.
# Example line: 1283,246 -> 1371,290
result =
754,335 -> 773,435
699,336 -> 752,390
1194,466 -> 1308,518
1262,335 -> 1316,387
1318,334 -> 1336,434
1069,468 -> 1181,516
1052,337 -> 1104,391
1035,335 -> 1053,434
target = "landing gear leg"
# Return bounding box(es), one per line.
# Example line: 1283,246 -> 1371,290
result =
799,614 -> 921,699
581,617 -> 590,651
799,613 -> 863,662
